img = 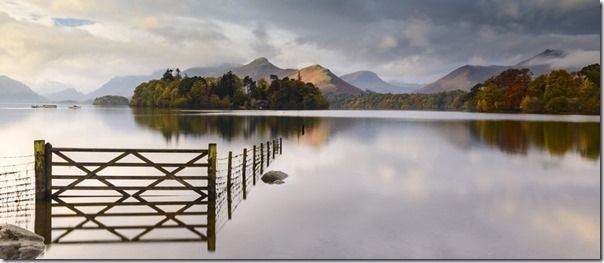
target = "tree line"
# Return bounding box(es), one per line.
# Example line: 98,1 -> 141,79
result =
333,64 -> 600,115
130,69 -> 329,110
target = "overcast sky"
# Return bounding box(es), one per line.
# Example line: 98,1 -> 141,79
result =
0,0 -> 600,93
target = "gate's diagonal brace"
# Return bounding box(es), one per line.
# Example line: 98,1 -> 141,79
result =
51,151 -> 131,197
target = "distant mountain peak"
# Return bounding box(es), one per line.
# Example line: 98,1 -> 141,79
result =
340,70 -> 419,94
541,49 -> 566,57
248,57 -> 270,65
292,65 -> 362,95
306,64 -> 329,71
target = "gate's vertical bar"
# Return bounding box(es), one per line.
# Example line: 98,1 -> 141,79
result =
227,151 -> 232,220
279,137 -> 283,155
207,143 -> 217,251
266,141 -> 270,167
34,140 -> 51,244
272,139 -> 276,159
242,148 -> 247,200
252,145 -> 257,185
260,143 -> 264,174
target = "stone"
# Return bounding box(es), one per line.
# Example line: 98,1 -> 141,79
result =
0,225 -> 45,259
261,171 -> 288,184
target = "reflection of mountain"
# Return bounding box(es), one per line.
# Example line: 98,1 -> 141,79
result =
470,120 -> 600,160
131,110 -> 600,161
131,109 -> 327,144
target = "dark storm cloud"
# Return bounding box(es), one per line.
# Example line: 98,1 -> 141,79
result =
180,0 -> 599,81
1,0 -> 599,89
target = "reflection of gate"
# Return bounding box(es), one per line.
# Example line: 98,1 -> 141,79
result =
33,141 -> 217,251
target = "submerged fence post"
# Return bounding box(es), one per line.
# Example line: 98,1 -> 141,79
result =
34,140 -> 52,244
266,141 -> 270,167
207,143 -> 217,252
242,148 -> 247,200
226,151 -> 232,220
272,139 -> 276,159
260,143 -> 264,174
252,145 -> 257,185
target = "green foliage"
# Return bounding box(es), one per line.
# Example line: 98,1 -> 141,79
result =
130,69 -> 329,110
92,95 -> 129,106
335,65 -> 599,115
332,90 -> 466,111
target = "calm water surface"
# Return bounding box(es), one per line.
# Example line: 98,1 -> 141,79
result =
0,105 -> 600,259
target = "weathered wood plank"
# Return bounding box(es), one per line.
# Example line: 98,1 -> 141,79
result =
51,186 -> 209,190
52,148 -> 208,153
52,175 -> 209,180
52,224 -> 208,230
52,162 -> 209,167
206,143 -> 217,251
242,148 -> 247,200
53,238 -> 207,244
227,151 -> 232,220
52,211 -> 208,217
52,201 -> 209,207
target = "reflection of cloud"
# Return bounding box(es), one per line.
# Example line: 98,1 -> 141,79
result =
529,209 -> 599,244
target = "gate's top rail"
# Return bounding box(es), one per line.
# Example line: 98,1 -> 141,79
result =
51,148 -> 208,153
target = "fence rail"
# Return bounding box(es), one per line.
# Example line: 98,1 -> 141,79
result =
27,137 -> 283,252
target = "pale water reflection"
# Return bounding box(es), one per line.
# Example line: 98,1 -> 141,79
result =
0,105 -> 599,259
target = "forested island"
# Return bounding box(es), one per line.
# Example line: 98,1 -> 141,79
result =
332,64 -> 600,115
93,95 -> 129,106
130,69 -> 328,110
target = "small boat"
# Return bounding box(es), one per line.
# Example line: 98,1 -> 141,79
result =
32,104 -> 57,109
68,105 -> 81,110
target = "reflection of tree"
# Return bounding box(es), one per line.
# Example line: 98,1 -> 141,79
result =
131,109 -> 324,142
471,120 -> 600,160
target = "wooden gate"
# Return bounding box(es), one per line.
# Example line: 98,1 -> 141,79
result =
33,140 -> 217,251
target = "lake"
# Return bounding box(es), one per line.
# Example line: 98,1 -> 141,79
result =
0,105 -> 600,259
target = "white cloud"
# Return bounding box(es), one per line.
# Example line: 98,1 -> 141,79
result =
378,35 -> 398,51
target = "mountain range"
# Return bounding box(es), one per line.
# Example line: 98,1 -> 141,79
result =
417,49 -> 587,93
0,49 -> 595,102
44,88 -> 86,102
340,71 -> 418,93
0,76 -> 46,102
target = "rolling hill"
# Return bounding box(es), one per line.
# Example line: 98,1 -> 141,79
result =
45,88 -> 86,102
417,65 -> 510,93
232,57 -> 296,80
416,49 -> 593,94
340,71 -> 418,93
289,65 -> 363,95
86,70 -> 163,99
0,75 -> 46,102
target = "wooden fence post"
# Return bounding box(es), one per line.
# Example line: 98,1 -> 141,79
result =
260,143 -> 264,174
242,148 -> 247,200
252,145 -> 257,185
279,137 -> 283,155
207,143 -> 217,252
266,141 -> 270,167
226,151 -> 232,220
34,140 -> 52,244
272,139 -> 276,159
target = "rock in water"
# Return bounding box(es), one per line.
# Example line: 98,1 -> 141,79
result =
0,225 -> 45,259
261,171 -> 288,184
